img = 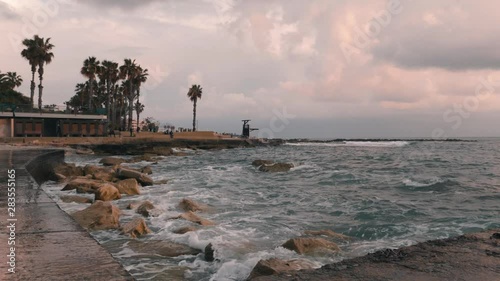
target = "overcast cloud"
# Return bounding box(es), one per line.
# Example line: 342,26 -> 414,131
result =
1,0 -> 500,138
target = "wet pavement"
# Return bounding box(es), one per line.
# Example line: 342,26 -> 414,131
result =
0,149 -> 133,280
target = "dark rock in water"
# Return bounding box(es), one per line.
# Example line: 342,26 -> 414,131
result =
116,167 -> 154,186
99,157 -> 127,166
136,201 -> 156,217
178,198 -> 207,212
53,162 -> 84,178
205,243 -> 215,262
140,165 -> 153,175
258,163 -> 294,173
490,232 -> 500,239
127,240 -> 201,258
252,160 -> 274,167
173,226 -> 197,234
120,217 -> 151,238
282,237 -> 340,255
247,258 -> 315,280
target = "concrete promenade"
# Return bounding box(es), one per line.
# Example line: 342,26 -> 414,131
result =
0,148 -> 133,281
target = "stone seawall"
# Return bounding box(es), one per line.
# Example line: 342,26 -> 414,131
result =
24,150 -> 64,185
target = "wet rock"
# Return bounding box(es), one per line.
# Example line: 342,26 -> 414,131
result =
304,230 -> 351,241
83,164 -> 102,176
62,177 -> 105,192
178,198 -> 207,212
72,201 -> 121,231
127,240 -> 201,258
154,179 -> 169,185
75,148 -> 94,155
258,163 -> 294,173
173,152 -> 188,157
116,167 -> 154,186
53,162 -> 84,178
177,211 -> 215,226
282,237 -> 340,255
114,178 -> 140,195
252,160 -> 274,167
136,201 -> 157,217
92,171 -> 116,182
490,233 -> 500,239
205,243 -> 215,262
60,195 -> 92,204
146,147 -> 173,156
173,226 -> 198,234
100,157 -> 127,166
121,217 -> 151,238
54,173 -> 67,182
94,184 -> 121,201
140,165 -> 153,175
247,258 -> 316,280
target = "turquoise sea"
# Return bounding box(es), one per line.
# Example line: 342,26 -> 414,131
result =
43,139 -> 500,280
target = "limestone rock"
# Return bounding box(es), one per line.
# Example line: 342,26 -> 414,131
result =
100,157 -> 127,166
127,240 -> 200,258
177,211 -> 214,226
282,237 -> 340,255
304,230 -> 351,241
121,217 -> 151,238
178,198 -> 207,212
140,165 -> 153,175
94,184 -> 121,201
247,258 -> 316,280
53,162 -> 84,178
71,201 -> 121,231
136,201 -> 157,217
173,226 -> 197,234
114,178 -> 140,195
62,177 -> 105,192
252,160 -> 274,167
60,195 -> 92,204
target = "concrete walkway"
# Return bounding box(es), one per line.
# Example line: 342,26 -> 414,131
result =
0,149 -> 133,280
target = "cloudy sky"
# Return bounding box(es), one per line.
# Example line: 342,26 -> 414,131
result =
1,0 -> 500,138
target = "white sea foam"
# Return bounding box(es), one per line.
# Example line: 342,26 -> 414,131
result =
402,177 -> 444,187
285,141 -> 409,148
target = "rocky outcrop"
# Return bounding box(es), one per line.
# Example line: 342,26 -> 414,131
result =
178,198 -> 207,212
53,162 -> 84,178
60,195 -> 93,204
304,230 -> 351,241
282,237 -> 340,255
259,163 -> 294,173
62,177 -> 105,192
127,240 -> 201,258
116,167 -> 154,186
205,243 -> 215,262
100,157 -> 127,166
247,258 -> 316,280
71,201 -> 121,231
121,218 -> 151,238
114,178 -> 140,195
94,184 -> 121,201
173,226 -> 197,234
177,211 -> 215,226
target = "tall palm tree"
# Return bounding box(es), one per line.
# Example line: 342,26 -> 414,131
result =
34,36 -> 55,110
119,59 -> 138,130
20,36 -> 40,108
81,56 -> 100,111
5,72 -> 23,89
74,82 -> 88,111
187,84 -> 203,131
134,101 -> 144,129
99,60 -> 120,122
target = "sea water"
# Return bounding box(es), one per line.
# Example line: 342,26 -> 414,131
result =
42,139 -> 500,280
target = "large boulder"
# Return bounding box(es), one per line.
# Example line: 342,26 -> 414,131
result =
62,177 -> 105,192
252,160 -> 274,167
304,230 -> 351,241
247,258 -> 316,280
114,178 -> 140,195
60,195 -> 92,204
116,167 -> 154,186
141,165 -> 153,175
121,217 -> 151,238
177,211 -> 215,226
282,237 -> 340,255
100,157 -> 127,166
71,201 -> 121,231
94,184 -> 121,201
53,163 -> 84,178
178,198 -> 207,212
136,201 -> 157,217
127,240 -> 200,258
259,163 -> 294,172
83,164 -> 102,176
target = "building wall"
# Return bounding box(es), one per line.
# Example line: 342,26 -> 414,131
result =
0,118 -> 12,137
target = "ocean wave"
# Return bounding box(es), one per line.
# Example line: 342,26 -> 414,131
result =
285,141 -> 409,148
402,178 -> 445,188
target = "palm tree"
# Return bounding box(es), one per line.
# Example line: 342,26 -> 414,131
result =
99,60 -> 120,122
74,82 -> 88,111
20,36 -> 39,108
81,56 -> 100,111
119,59 -> 138,130
5,72 -> 23,89
34,36 -> 55,110
187,84 -> 203,131
134,101 -> 144,129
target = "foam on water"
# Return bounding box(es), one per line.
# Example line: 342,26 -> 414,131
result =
285,141 -> 410,148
